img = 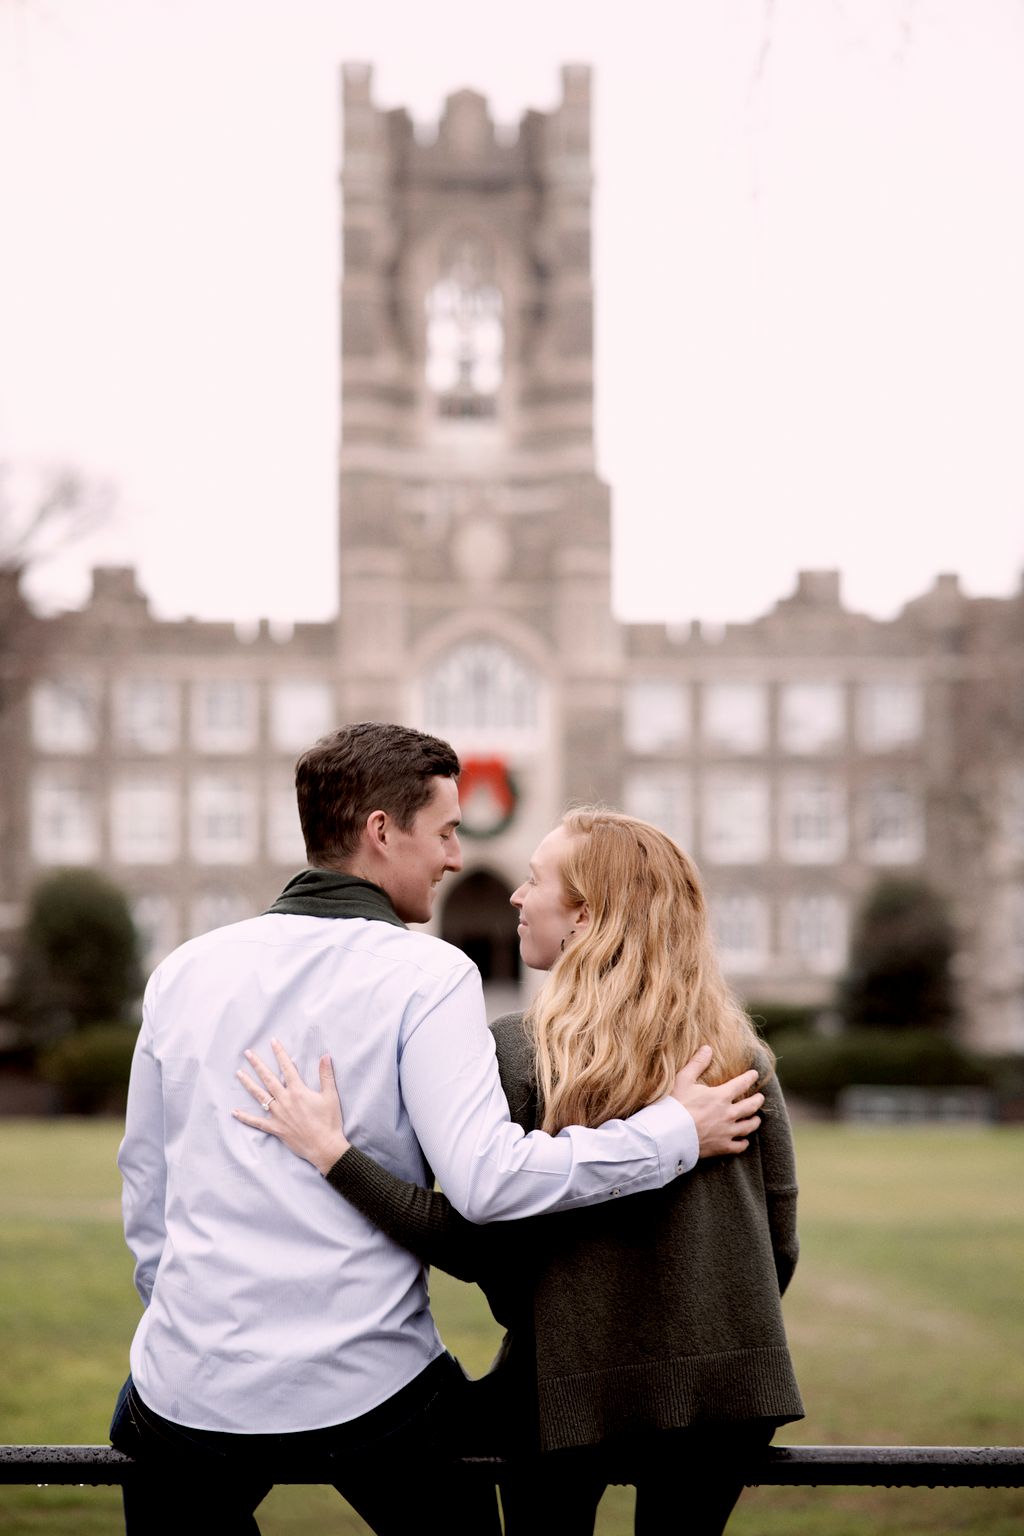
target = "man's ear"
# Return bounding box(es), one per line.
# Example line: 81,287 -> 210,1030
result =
364,810 -> 389,852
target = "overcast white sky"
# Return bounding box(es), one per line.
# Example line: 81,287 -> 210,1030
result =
1,0 -> 1022,626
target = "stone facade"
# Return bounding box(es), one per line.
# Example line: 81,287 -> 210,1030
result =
623,570 -> 1024,1051
0,66 -> 1021,1049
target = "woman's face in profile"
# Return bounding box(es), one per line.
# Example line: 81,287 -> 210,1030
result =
510,824 -> 587,972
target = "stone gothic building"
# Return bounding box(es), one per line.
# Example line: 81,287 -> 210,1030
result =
1,65 -> 1022,1049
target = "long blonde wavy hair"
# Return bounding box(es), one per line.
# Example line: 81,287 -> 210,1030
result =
527,807 -> 772,1134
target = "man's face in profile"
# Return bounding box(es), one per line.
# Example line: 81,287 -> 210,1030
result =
385,776 -> 463,924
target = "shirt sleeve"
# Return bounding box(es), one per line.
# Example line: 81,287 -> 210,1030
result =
399,967 -> 698,1223
117,975 -> 168,1307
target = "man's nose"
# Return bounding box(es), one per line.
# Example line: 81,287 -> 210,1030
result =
445,834 -> 464,872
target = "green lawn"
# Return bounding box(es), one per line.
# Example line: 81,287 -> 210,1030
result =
0,1120 -> 1021,1534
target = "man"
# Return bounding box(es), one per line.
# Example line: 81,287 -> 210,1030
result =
112,722 -> 763,1534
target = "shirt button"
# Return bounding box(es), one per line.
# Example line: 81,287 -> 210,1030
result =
675,1160 -> 686,1175
611,1187 -> 621,1197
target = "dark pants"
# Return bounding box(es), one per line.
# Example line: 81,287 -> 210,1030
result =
109,1353 -> 500,1536
498,1421 -> 776,1536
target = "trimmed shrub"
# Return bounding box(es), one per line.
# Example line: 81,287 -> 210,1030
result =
39,1022 -> 138,1115
10,867 -> 143,1047
983,1053 -> 1024,1123
774,1027 -> 990,1109
744,1001 -> 820,1041
837,877 -> 958,1033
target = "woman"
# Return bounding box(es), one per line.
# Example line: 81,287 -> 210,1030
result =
236,809 -> 803,1534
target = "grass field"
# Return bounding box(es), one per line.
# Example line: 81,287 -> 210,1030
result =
0,1119 -> 1022,1535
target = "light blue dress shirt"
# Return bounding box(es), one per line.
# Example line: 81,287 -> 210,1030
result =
119,913 -> 697,1433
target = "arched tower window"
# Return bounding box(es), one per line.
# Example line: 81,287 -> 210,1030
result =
425,237 -> 503,419
422,639 -> 538,740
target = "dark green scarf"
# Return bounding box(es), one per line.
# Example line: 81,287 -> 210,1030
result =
265,868 -> 406,928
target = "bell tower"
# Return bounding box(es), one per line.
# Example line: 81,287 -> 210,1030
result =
336,64 -> 624,889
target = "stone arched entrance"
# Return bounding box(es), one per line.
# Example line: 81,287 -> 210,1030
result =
440,869 -> 521,1012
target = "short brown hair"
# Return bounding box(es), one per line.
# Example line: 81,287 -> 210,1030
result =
295,722 -> 460,866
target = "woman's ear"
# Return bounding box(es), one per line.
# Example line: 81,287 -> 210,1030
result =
574,903 -> 591,932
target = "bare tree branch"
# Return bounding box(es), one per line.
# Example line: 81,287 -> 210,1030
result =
748,0 -> 778,104
0,461 -> 114,574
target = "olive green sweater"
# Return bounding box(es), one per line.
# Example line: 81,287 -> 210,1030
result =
327,1012 -> 804,1455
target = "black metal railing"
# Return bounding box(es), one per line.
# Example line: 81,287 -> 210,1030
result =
0,1443 -> 1021,1489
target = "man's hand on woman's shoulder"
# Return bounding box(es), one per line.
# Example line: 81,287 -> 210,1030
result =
671,1045 -> 764,1159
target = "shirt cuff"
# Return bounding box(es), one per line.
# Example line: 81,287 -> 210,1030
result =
629,1096 -> 699,1183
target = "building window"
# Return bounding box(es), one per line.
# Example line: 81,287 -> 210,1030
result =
862,779 -> 924,863
269,681 -> 334,752
132,894 -> 178,970
783,894 -> 848,973
268,777 -> 306,866
114,679 -> 179,752
425,236 -> 503,419
31,771 -> 99,864
779,682 -> 845,753
190,891 -> 253,938
31,678 -> 99,753
422,640 -> 539,743
1001,767 -> 1024,858
779,774 -> 847,864
191,681 -> 258,753
190,775 -> 256,864
1001,884 -> 1024,978
857,681 -> 923,750
623,771 -> 692,847
701,683 -> 767,753
111,774 -> 179,864
711,894 -> 769,972
702,772 -> 770,863
1004,999 -> 1024,1054
624,680 -> 690,753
